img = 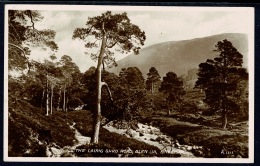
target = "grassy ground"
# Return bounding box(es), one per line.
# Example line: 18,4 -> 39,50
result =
141,110 -> 249,158
8,100 -> 75,157
8,100 -> 163,157
8,97 -> 248,158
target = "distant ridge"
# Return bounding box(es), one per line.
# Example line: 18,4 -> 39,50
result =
108,33 -> 248,78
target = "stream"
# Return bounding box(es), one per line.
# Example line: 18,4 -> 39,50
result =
46,121 -> 201,157
46,122 -> 91,157
104,121 -> 199,157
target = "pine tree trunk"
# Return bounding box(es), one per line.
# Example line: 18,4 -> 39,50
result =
63,84 -> 66,112
222,110 -> 228,129
151,81 -> 154,94
57,88 -> 61,111
50,84 -> 53,115
66,90 -> 69,112
167,101 -> 171,116
41,89 -> 45,111
91,22 -> 106,144
46,76 -> 49,116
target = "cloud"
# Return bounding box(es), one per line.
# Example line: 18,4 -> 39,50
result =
27,8 -> 253,73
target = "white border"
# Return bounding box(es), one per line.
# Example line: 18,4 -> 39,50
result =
4,4 -> 255,163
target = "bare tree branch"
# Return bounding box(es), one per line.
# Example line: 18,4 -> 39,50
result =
10,23 -> 22,42
107,41 -> 117,48
8,43 -> 26,57
26,10 -> 35,29
101,82 -> 113,103
8,32 -> 19,42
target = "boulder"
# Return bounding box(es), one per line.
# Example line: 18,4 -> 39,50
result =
193,149 -> 204,157
150,138 -> 156,141
139,132 -> 144,137
156,135 -> 171,144
50,147 -> 62,157
186,146 -> 193,151
126,129 -> 138,138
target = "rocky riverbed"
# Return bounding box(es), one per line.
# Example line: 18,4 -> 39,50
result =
46,122 -> 91,157
103,120 -> 203,157
45,121 -> 204,157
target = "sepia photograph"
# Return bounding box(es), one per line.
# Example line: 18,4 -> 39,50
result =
4,4 -> 254,163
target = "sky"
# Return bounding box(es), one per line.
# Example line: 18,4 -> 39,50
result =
17,5 -> 254,73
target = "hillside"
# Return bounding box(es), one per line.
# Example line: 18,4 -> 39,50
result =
108,33 -> 248,78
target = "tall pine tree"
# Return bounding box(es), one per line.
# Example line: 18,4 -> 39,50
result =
72,11 -> 146,144
195,39 -> 248,129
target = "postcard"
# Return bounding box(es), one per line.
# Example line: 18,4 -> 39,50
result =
4,4 -> 254,163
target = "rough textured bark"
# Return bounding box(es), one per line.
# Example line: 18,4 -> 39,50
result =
91,22 -> 106,144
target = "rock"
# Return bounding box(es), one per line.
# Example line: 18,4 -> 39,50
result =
156,135 -> 171,144
61,151 -> 74,157
192,145 -> 198,150
229,155 -> 235,158
126,129 -> 137,138
46,147 -> 52,157
186,146 -> 193,151
236,154 -> 242,158
150,138 -> 156,141
50,147 -> 62,157
130,123 -> 138,130
193,149 -> 204,157
137,123 -> 143,129
164,138 -> 171,144
139,132 -> 144,137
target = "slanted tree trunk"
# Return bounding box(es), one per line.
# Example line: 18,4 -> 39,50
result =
50,84 -> 54,115
46,76 -> 49,116
91,22 -> 106,144
101,82 -> 113,103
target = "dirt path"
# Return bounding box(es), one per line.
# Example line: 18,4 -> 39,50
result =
46,122 -> 91,157
104,121 -> 198,157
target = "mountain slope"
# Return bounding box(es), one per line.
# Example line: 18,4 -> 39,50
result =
108,33 -> 248,78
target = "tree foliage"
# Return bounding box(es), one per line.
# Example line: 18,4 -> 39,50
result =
8,10 -> 58,71
72,11 -> 146,144
195,39 -> 248,129
159,72 -> 186,112
146,67 -> 161,94
72,11 -> 146,67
